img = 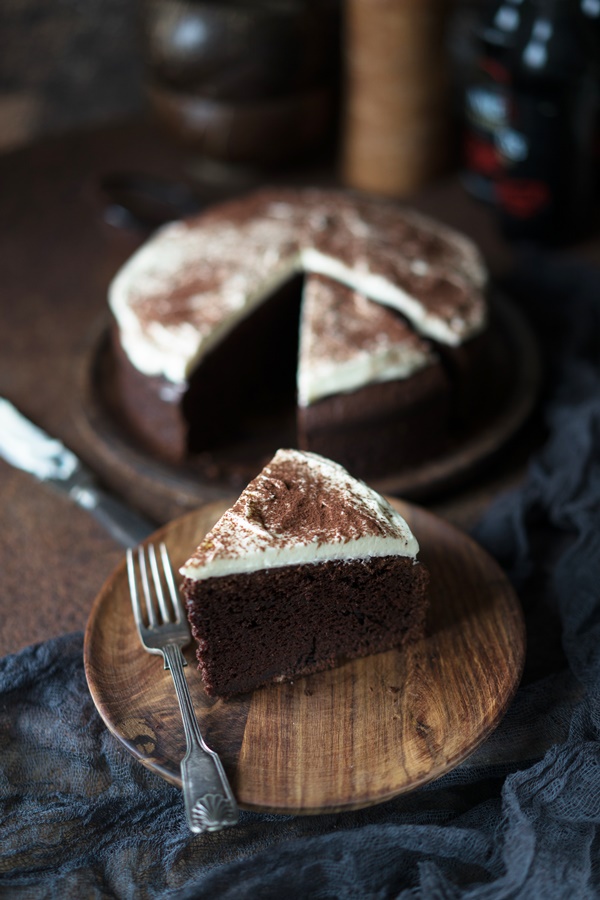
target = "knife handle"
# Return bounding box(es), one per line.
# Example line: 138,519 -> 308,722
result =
69,483 -> 154,548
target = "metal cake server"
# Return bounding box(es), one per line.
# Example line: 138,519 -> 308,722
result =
0,398 -> 153,548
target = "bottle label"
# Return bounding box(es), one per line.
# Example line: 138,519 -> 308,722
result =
462,57 -> 511,201
496,178 -> 551,218
464,131 -> 500,179
465,84 -> 509,129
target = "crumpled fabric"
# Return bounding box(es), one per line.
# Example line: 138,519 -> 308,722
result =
2,251 -> 600,899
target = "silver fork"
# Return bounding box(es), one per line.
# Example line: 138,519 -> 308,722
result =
127,542 -> 239,834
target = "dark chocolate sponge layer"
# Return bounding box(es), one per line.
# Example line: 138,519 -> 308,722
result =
297,361 -> 452,480
109,295 -> 509,480
110,276 -> 302,463
183,555 -> 429,698
110,326 -> 187,463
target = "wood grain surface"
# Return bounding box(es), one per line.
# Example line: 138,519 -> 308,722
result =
83,497 -> 525,815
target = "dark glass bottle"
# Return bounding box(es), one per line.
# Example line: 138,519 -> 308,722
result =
462,0 -> 529,203
578,0 -> 600,197
463,0 -> 598,243
494,0 -> 598,243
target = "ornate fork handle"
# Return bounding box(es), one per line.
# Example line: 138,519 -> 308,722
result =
162,644 -> 239,833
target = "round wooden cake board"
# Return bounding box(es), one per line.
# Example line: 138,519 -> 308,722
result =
84,497 -> 526,816
73,294 -> 542,525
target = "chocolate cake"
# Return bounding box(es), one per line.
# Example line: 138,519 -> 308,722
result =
108,187 -> 492,478
297,274 -> 454,474
180,448 -> 430,698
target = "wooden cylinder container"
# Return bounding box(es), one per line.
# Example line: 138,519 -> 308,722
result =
341,0 -> 451,197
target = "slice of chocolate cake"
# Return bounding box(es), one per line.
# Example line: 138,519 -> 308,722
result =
296,274 -> 452,478
180,449 -> 429,698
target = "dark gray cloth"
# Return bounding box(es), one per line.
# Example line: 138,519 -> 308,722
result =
2,251 -> 600,898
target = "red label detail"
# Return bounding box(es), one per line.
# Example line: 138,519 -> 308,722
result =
464,133 -> 501,177
479,57 -> 510,85
496,179 -> 551,218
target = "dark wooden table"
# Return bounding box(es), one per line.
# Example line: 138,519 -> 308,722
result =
0,117 -> 593,658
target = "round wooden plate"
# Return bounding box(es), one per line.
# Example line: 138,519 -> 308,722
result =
74,294 -> 541,524
84,497 -> 525,816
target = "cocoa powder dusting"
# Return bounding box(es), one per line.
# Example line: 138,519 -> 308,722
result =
302,274 -> 434,365
121,187 -> 486,340
187,449 -> 413,570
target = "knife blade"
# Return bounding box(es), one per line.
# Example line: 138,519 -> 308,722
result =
0,398 -> 154,548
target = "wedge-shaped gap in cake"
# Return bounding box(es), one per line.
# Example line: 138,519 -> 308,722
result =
183,273 -> 304,456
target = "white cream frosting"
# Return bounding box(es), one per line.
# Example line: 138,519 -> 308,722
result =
297,347 -> 430,406
180,449 -> 420,581
299,248 -> 480,347
109,217 -> 302,383
297,276 -> 437,405
108,190 -> 488,396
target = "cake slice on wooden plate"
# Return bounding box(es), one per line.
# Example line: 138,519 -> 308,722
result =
180,449 -> 429,698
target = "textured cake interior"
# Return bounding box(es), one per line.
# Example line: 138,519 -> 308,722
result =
183,555 -> 429,698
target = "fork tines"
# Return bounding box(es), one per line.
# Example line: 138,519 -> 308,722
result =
127,542 -> 186,631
